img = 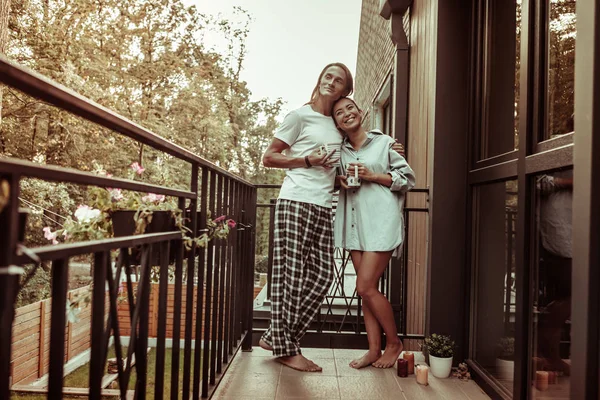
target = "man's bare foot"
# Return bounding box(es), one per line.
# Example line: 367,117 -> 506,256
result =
373,341 -> 403,368
259,339 -> 273,351
349,350 -> 382,369
276,354 -> 322,372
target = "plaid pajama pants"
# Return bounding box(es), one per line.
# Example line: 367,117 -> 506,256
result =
261,199 -> 335,357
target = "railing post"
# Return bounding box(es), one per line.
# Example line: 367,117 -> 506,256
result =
242,186 -> 257,351
0,174 -> 21,399
267,198 -> 276,300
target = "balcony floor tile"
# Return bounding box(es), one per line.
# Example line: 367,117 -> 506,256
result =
213,347 -> 490,400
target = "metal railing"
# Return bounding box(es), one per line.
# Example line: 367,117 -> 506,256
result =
0,55 -> 257,399
254,184 -> 428,344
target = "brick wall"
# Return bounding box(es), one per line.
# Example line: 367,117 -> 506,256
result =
354,0 -> 410,121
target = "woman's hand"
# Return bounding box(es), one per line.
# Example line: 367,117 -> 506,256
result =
392,140 -> 405,157
307,148 -> 335,168
347,163 -> 375,181
336,175 -> 350,189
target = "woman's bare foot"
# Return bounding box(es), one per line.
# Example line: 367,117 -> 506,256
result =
373,341 -> 403,368
259,339 -> 273,351
349,350 -> 382,369
276,354 -> 322,372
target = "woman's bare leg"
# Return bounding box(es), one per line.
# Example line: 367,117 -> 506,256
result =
348,251 -> 382,369
355,251 -> 403,368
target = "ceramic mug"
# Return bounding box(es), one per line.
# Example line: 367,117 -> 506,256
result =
346,164 -> 361,187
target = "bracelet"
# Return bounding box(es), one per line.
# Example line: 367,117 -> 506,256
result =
305,155 -> 312,168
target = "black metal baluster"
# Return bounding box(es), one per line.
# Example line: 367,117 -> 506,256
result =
239,186 -> 248,348
235,183 -> 243,342
212,174 -> 223,379
0,173 -> 19,400
242,186 -> 255,350
219,178 -> 230,367
90,252 -> 108,400
227,182 -> 238,353
154,241 -> 170,400
172,196 -> 187,400
192,167 -> 208,399
201,170 -> 216,397
48,258 -> 69,400
181,165 -> 198,400
107,249 -> 128,399
267,198 -> 276,300
135,244 -> 151,399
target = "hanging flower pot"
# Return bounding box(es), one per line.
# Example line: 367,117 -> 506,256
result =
112,210 -> 177,265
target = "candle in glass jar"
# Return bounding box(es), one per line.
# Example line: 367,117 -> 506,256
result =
397,359 -> 408,377
547,371 -> 557,384
535,371 -> 549,391
403,351 -> 415,375
415,364 -> 429,386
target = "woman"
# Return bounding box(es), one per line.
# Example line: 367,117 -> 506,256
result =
333,97 -> 416,369
260,63 -> 354,372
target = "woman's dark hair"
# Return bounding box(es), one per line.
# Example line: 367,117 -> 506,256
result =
307,63 -> 354,104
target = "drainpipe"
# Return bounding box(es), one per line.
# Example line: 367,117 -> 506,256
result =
379,0 -> 412,147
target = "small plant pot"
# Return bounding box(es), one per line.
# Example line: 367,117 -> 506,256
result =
429,355 -> 453,378
495,358 -> 514,381
112,210 -> 177,265
184,210 -> 204,236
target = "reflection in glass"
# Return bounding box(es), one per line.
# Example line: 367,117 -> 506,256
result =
480,0 -> 521,160
532,169 -> 572,398
545,0 -> 576,140
473,180 -> 517,394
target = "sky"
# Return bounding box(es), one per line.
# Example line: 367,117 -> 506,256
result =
192,0 -> 363,116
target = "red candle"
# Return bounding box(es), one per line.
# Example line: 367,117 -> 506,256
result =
397,359 -> 408,377
403,352 -> 415,375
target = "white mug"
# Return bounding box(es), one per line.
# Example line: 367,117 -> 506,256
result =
320,143 -> 341,167
346,164 -> 361,187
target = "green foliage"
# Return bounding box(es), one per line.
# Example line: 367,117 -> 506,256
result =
421,333 -> 457,358
15,264 -> 51,308
2,0 -> 286,307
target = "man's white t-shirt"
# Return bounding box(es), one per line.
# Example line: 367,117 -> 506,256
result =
274,105 -> 342,208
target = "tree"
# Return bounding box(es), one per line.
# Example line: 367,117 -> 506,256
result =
2,0 -> 285,267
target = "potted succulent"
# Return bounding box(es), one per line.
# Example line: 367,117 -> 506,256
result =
495,336 -> 515,381
421,333 -> 456,378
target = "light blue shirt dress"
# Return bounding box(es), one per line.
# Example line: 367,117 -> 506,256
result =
334,130 -> 416,255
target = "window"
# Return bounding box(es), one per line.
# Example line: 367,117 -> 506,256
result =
476,0 -> 522,160
542,0 -> 576,141
472,180 -> 517,395
531,168 -> 572,397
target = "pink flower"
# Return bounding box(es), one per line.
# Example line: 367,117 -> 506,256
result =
130,162 -> 145,175
214,215 -> 226,223
227,219 -> 236,229
43,227 -> 58,244
141,193 -> 165,203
